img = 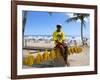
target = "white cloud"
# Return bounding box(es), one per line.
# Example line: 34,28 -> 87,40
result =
66,13 -> 74,17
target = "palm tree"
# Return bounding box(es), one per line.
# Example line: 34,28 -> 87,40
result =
22,11 -> 27,35
66,13 -> 89,45
22,11 -> 27,47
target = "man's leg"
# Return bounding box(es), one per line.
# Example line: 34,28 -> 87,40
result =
55,44 -> 70,66
62,42 -> 70,66
64,46 -> 70,66
58,45 -> 69,66
59,45 -> 65,58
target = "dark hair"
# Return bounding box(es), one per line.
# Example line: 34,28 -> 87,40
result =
56,24 -> 62,28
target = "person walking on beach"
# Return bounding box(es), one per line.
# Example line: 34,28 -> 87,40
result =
52,24 -> 69,66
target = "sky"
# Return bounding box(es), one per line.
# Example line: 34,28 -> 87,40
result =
23,11 -> 90,37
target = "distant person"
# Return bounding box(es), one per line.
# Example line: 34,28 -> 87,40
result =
52,24 -> 69,66
74,40 -> 77,46
72,36 -> 75,46
83,37 -> 88,46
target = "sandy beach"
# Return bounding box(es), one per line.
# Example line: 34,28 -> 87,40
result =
22,40 -> 90,68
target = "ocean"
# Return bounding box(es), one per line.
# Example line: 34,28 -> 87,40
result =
24,35 -> 90,41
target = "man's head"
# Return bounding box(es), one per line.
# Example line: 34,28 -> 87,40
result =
56,24 -> 62,32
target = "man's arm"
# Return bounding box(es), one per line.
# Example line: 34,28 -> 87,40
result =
53,32 -> 60,43
61,32 -> 66,42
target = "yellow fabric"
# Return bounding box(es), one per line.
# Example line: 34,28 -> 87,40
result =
53,31 -> 65,44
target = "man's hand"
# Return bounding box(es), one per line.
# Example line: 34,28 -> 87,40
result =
62,40 -> 65,43
55,40 -> 61,44
55,40 -> 59,43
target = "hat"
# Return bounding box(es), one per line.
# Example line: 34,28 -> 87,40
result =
56,24 -> 62,28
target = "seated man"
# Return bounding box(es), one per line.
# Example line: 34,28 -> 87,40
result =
52,24 -> 69,66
